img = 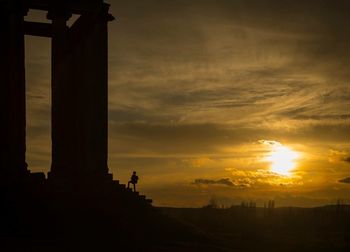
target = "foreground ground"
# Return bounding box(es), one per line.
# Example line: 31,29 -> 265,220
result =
159,205 -> 350,251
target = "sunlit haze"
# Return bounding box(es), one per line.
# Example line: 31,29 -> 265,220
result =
264,141 -> 300,176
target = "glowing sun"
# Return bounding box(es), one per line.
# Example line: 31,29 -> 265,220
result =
266,145 -> 300,176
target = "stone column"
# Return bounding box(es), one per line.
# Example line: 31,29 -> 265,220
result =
0,1 -> 28,178
67,7 -> 110,178
48,4 -> 113,182
47,9 -> 73,179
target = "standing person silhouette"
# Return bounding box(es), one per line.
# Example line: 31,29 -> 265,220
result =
127,171 -> 138,192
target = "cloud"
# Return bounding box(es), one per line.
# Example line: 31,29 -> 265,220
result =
227,168 -> 303,188
258,140 -> 281,146
328,149 -> 350,163
339,177 -> 350,184
109,122 -> 264,157
193,177 -> 255,188
193,178 -> 235,187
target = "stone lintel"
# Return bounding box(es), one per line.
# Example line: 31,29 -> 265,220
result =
24,21 -> 52,37
26,0 -> 107,15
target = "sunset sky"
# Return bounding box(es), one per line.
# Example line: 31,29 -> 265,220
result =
25,0 -> 350,207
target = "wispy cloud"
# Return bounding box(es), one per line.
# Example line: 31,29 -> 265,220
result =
339,177 -> 350,184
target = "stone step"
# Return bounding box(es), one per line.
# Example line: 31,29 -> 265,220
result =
106,173 -> 114,181
109,180 -> 152,205
112,180 -> 120,185
30,172 -> 46,181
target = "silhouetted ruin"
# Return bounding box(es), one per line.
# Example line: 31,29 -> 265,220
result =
0,0 -> 153,196
0,1 -> 187,250
2,0 -> 112,182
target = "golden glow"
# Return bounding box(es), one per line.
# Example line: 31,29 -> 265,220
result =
265,144 -> 300,176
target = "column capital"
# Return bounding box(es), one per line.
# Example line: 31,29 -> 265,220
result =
104,3 -> 115,21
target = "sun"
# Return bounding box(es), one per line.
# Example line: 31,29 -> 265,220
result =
265,145 -> 300,176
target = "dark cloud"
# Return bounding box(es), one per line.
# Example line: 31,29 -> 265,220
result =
108,0 -> 350,130
290,114 -> 350,121
343,157 -> 350,163
109,122 -> 270,156
110,122 -> 350,158
339,177 -> 350,184
109,108 -> 172,123
27,125 -> 50,137
193,178 -> 235,187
